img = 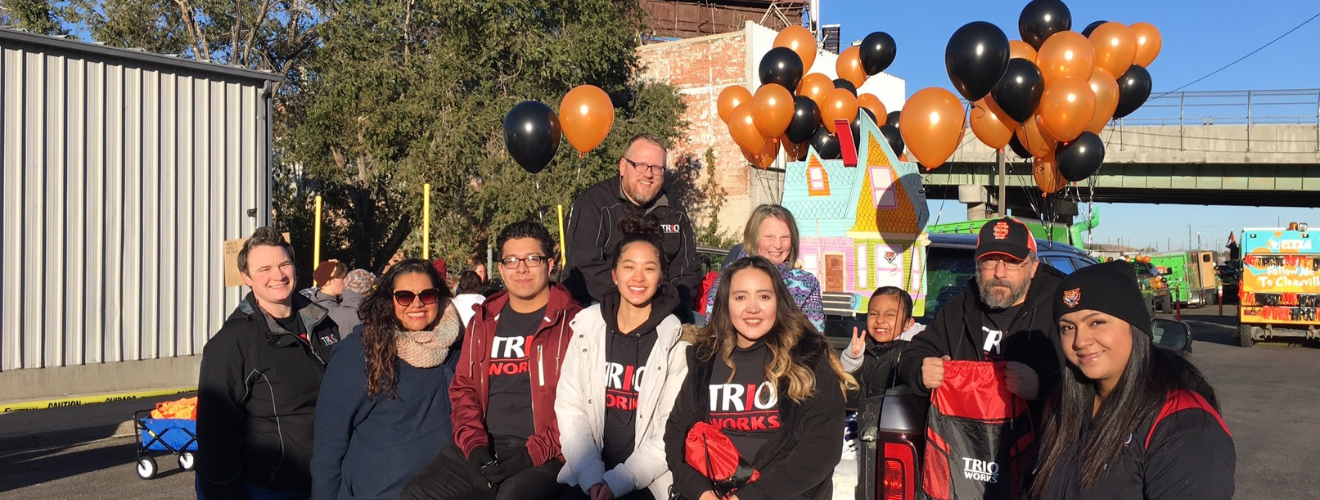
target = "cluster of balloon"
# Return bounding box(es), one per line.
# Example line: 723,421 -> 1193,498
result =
929,0 -> 1162,193
718,26 -> 897,168
503,84 -> 616,174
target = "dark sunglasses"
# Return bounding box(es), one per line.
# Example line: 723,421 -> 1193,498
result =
394,288 -> 442,307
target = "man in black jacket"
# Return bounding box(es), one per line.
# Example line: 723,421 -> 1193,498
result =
196,227 -> 340,500
561,133 -> 701,322
898,218 -> 1065,422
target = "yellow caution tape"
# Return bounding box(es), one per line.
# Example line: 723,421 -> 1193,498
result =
1,387 -> 197,413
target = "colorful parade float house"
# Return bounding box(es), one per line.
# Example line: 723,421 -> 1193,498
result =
781,115 -> 930,319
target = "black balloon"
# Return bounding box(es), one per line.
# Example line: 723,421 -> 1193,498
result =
1019,0 -> 1072,49
885,110 -> 902,129
991,58 -> 1045,123
879,125 -> 904,157
1056,131 -> 1105,181
851,108 -> 877,150
945,21 -> 1011,102
1081,20 -> 1107,38
1008,134 -> 1033,159
786,96 -> 822,144
833,78 -> 858,96
859,31 -> 897,75
759,47 -> 805,91
1114,65 -> 1153,119
503,101 -> 561,174
810,125 -> 842,160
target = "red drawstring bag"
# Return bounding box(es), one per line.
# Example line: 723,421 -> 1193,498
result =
921,360 -> 1035,500
685,421 -> 760,497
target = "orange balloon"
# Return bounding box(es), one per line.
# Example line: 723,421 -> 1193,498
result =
1016,114 -> 1055,158
1038,76 -> 1097,142
1034,114 -> 1059,143
560,85 -> 614,154
751,84 -> 794,138
857,94 -> 888,124
985,96 -> 1020,133
1033,148 -> 1067,194
797,73 -> 834,109
1130,22 -> 1162,67
1009,40 -> 1038,61
1088,22 -> 1137,81
898,87 -> 966,170
1036,31 -> 1095,86
836,46 -> 867,88
727,102 -> 767,152
781,135 -> 809,161
742,136 -> 780,169
970,98 -> 1014,150
717,86 -> 752,124
774,26 -> 818,73
819,88 -> 858,134
1086,68 -> 1120,134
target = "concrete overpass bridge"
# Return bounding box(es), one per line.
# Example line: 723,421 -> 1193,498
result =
924,89 -> 1320,216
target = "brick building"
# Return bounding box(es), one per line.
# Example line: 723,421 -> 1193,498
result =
637,21 -> 906,240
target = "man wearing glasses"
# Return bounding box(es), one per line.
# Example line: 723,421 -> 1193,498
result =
562,133 -> 701,322
403,221 -> 582,500
898,217 -> 1066,417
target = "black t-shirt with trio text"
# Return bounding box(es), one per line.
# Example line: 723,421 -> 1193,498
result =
486,303 -> 545,453
706,340 -> 780,461
980,303 -> 1023,360
601,323 -> 659,470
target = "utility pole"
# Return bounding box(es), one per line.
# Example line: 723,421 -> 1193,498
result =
1188,225 -> 1193,250
997,150 -> 1007,217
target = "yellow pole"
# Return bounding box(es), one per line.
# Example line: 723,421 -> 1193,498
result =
423,183 -> 431,259
557,204 -> 567,265
313,196 -> 322,267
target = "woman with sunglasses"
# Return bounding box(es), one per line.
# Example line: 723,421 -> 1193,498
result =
1030,261 -> 1235,499
555,215 -> 690,500
313,258 -> 463,500
666,257 -> 855,500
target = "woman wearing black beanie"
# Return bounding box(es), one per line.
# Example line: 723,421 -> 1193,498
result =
1029,261 -> 1236,500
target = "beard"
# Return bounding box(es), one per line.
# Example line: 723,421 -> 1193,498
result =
977,274 -> 1029,309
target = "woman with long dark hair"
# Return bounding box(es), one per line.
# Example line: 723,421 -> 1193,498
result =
555,214 -> 689,500
666,257 -> 855,500
1031,261 -> 1235,499
312,259 -> 464,500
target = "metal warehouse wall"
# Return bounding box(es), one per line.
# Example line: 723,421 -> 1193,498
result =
0,29 -> 279,382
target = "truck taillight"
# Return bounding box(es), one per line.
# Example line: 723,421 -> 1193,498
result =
882,441 -> 917,500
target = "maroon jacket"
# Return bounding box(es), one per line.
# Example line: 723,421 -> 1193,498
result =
450,284 -> 582,465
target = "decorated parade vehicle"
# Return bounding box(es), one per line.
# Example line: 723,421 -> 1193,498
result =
1236,225 -> 1320,346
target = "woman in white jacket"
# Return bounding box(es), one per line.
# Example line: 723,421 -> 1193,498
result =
556,214 -> 690,500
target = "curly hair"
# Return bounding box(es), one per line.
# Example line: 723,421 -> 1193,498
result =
702,257 -> 856,402
358,258 -> 452,399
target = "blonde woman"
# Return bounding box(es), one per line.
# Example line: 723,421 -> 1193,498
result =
705,205 -> 823,332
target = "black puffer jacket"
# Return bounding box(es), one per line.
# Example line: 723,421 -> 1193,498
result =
196,292 -> 341,499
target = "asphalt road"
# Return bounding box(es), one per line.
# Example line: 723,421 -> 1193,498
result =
1,307 -> 1316,499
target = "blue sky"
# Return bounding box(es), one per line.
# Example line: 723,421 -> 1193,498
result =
822,0 -> 1320,250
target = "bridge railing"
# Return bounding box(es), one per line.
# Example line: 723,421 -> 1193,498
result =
1115,89 -> 1320,151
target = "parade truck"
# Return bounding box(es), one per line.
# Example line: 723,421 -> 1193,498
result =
1151,251 -> 1219,307
1236,226 -> 1320,347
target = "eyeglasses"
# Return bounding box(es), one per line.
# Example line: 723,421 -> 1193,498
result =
394,288 -> 442,307
499,255 -> 548,269
623,158 -> 665,176
977,257 -> 1034,271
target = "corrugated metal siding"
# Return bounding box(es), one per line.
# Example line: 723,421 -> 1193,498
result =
0,33 -> 277,371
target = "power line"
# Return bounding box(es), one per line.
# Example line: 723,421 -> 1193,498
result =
1154,10 -> 1320,98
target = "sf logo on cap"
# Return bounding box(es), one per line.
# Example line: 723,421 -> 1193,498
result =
993,221 -> 1010,240
1063,288 -> 1081,308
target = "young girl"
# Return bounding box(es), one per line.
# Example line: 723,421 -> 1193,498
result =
556,215 -> 690,500
666,257 -> 855,500
841,286 -> 914,408
1031,261 -> 1235,499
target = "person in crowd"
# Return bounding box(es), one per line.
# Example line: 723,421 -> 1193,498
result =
344,269 -> 376,299
665,257 -> 854,500
474,262 -> 489,283
1031,261 -> 1235,499
401,221 -> 582,500
562,133 -> 702,322
310,260 -> 364,337
432,258 -> 448,283
704,205 -> 824,333
898,218 -> 1064,424
453,270 -> 489,326
841,286 -> 914,408
556,215 -> 690,500
312,259 -> 463,499
197,227 -> 341,500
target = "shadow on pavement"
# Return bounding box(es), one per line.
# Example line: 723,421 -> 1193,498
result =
0,439 -> 173,493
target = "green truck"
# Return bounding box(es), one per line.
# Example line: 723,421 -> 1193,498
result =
1150,251 -> 1220,307
927,208 -> 1101,247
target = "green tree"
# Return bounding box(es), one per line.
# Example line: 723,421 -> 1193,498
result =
1,0 -> 65,34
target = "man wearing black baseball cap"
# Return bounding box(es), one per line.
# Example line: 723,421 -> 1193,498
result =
897,217 -> 1066,418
